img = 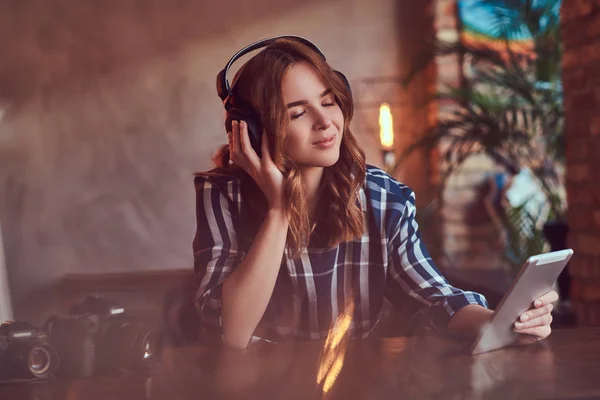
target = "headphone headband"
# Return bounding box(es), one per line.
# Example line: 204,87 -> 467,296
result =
216,35 -> 327,102
216,36 -> 351,158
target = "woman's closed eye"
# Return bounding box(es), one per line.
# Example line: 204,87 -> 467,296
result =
322,95 -> 337,107
290,101 -> 337,120
291,110 -> 306,120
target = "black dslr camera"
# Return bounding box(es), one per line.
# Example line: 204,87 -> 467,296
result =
45,296 -> 163,378
0,321 -> 59,383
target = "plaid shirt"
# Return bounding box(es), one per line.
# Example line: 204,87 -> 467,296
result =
193,165 -> 488,341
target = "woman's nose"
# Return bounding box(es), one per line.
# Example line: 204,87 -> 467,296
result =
314,109 -> 332,130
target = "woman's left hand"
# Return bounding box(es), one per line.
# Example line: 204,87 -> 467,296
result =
513,290 -> 559,343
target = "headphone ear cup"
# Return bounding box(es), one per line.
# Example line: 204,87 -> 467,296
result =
216,69 -> 229,102
226,107 -> 263,158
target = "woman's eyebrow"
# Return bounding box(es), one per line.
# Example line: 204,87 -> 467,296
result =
286,88 -> 332,108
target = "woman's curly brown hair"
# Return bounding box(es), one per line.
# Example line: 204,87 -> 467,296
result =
198,38 -> 366,259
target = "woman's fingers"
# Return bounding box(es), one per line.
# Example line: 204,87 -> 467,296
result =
229,120 -> 260,172
511,290 -> 559,344
518,303 -> 553,323
229,120 -> 243,166
238,121 -> 259,166
231,120 -> 240,155
237,120 -> 248,153
533,290 -> 559,308
227,122 -> 284,210
514,324 -> 551,340
515,310 -> 553,330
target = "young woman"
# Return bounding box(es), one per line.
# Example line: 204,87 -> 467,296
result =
193,37 -> 557,349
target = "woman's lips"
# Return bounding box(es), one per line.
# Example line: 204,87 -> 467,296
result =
312,134 -> 336,148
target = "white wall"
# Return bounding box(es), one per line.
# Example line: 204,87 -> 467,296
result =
0,0 -> 411,322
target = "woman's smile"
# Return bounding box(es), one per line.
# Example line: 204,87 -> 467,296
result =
312,134 -> 336,149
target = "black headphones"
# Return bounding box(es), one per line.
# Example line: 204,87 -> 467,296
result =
216,35 -> 352,157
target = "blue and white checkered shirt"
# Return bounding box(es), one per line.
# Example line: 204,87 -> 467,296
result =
193,165 -> 488,341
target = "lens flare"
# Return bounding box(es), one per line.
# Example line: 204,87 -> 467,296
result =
317,300 -> 354,395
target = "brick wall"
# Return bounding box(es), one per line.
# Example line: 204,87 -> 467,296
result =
562,0 -> 600,325
391,0 -> 437,200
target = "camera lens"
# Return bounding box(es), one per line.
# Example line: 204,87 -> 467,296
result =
129,328 -> 162,370
29,347 -> 50,375
103,321 -> 163,372
28,345 -> 58,379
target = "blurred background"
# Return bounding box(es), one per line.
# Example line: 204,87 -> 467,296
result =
0,0 -> 598,329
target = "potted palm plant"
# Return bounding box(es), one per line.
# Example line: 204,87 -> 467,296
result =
395,0 -> 568,289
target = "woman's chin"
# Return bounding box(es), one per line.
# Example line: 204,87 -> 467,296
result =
316,151 -> 341,167
294,151 -> 341,169
316,157 -> 340,168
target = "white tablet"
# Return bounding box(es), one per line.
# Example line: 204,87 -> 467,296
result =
471,249 -> 574,355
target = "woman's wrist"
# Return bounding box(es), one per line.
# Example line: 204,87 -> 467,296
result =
267,207 -> 289,224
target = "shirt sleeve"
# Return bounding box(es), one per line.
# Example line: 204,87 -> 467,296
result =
193,176 -> 245,333
386,188 -> 488,332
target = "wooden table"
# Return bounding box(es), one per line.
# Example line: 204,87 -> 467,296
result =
2,327 -> 600,399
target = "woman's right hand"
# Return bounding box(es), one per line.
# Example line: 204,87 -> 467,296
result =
229,120 -> 285,211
